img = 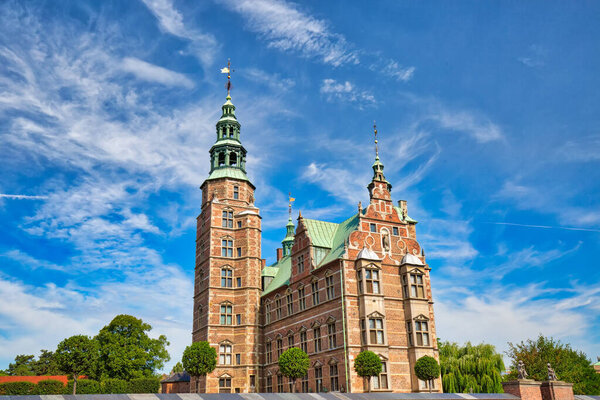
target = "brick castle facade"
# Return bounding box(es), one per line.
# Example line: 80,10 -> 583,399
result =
192,88 -> 441,394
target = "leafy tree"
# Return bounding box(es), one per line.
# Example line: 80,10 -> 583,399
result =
439,340 -> 505,393
7,354 -> 36,376
34,350 -> 63,375
278,347 -> 310,392
182,341 -> 217,392
171,361 -> 184,374
414,355 -> 440,393
95,314 -> 170,380
506,335 -> 600,395
55,335 -> 99,395
354,350 -> 382,392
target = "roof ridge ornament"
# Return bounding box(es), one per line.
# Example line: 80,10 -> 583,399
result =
220,58 -> 234,98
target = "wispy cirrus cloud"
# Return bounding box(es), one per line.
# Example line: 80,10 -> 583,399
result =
0,194 -> 47,199
217,0 -> 358,66
320,78 -> 375,107
121,57 -> 194,88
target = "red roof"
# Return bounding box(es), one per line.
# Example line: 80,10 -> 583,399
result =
0,376 -> 85,385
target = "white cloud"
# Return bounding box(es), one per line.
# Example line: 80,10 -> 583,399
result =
320,78 -> 375,106
372,60 -> 416,82
0,194 -> 47,199
218,0 -> 358,66
559,134 -> 600,162
432,109 -> 503,143
121,57 -> 193,88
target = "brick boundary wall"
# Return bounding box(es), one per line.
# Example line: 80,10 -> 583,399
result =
503,379 -> 577,400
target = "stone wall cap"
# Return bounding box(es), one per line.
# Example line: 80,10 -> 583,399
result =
503,379 -> 543,386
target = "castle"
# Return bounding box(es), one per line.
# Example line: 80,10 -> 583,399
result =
192,81 -> 440,393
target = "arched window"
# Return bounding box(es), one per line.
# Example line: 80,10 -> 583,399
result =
218,152 -> 225,166
221,267 -> 233,287
230,152 -> 237,166
219,343 -> 232,364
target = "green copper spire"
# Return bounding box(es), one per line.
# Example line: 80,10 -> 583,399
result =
282,194 -> 295,256
206,60 -> 250,183
370,122 -> 392,191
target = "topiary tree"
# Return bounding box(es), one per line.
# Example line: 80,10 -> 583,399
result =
55,335 -> 99,395
182,341 -> 217,393
414,355 -> 440,393
354,350 -> 382,392
278,347 -> 310,392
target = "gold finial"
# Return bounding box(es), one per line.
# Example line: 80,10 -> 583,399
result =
221,58 -> 234,97
373,120 -> 379,159
288,192 -> 296,219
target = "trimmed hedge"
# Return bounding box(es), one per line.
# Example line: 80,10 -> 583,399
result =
102,378 -> 129,394
66,379 -> 101,394
34,379 -> 65,395
128,377 -> 160,393
0,381 -> 36,395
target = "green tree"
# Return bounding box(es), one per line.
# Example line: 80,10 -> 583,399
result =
439,340 -> 505,393
182,341 -> 217,392
415,355 -> 440,393
506,335 -> 600,395
34,350 -> 63,375
278,347 -> 310,393
95,314 -> 170,380
55,335 -> 99,395
354,350 -> 382,392
7,354 -> 36,376
171,361 -> 184,374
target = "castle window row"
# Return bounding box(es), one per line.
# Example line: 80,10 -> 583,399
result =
265,321 -> 337,364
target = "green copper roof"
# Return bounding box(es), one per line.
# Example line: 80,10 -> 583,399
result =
302,219 -> 339,248
262,255 -> 291,295
316,213 -> 360,268
261,266 -> 279,277
211,138 -> 241,147
206,167 -> 250,182
393,206 -> 418,223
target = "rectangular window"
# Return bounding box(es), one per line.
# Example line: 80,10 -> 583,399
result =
407,321 -> 413,346
301,374 -> 309,393
369,318 -> 384,344
328,322 -> 336,349
221,239 -> 233,257
277,374 -> 284,393
266,376 -> 273,393
265,303 -> 271,324
298,287 -> 306,310
266,342 -> 272,364
357,270 -> 363,294
219,344 -> 232,364
393,226 -> 399,236
237,247 -> 242,257
416,321 -> 429,346
315,367 -> 323,392
370,223 -> 377,232
365,269 -> 381,294
288,335 -> 294,348
275,298 -> 282,319
221,268 -> 233,287
237,220 -> 242,228
233,186 -> 239,199
220,304 -> 232,325
236,353 -> 241,365
222,211 -> 234,228
300,331 -> 307,352
410,274 -> 425,298
360,319 -> 367,344
236,314 -> 241,325
250,375 -> 256,389
314,327 -> 322,352
298,254 -> 305,273
326,275 -> 335,299
311,281 -> 320,306
236,277 -> 242,287
372,361 -> 388,389
287,292 -> 293,315
402,275 -> 408,298
219,377 -> 231,393
277,338 -> 283,358
330,364 -> 339,391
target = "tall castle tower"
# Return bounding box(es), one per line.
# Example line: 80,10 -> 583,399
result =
193,68 -> 262,393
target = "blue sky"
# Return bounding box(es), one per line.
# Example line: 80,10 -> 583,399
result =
1,0 -> 599,372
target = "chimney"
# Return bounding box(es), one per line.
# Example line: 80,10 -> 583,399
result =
276,248 -> 283,261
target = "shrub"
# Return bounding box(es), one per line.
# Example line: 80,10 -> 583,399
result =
102,378 -> 129,394
128,377 -> 160,393
65,379 -> 101,394
34,379 -> 65,395
0,381 -> 36,395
